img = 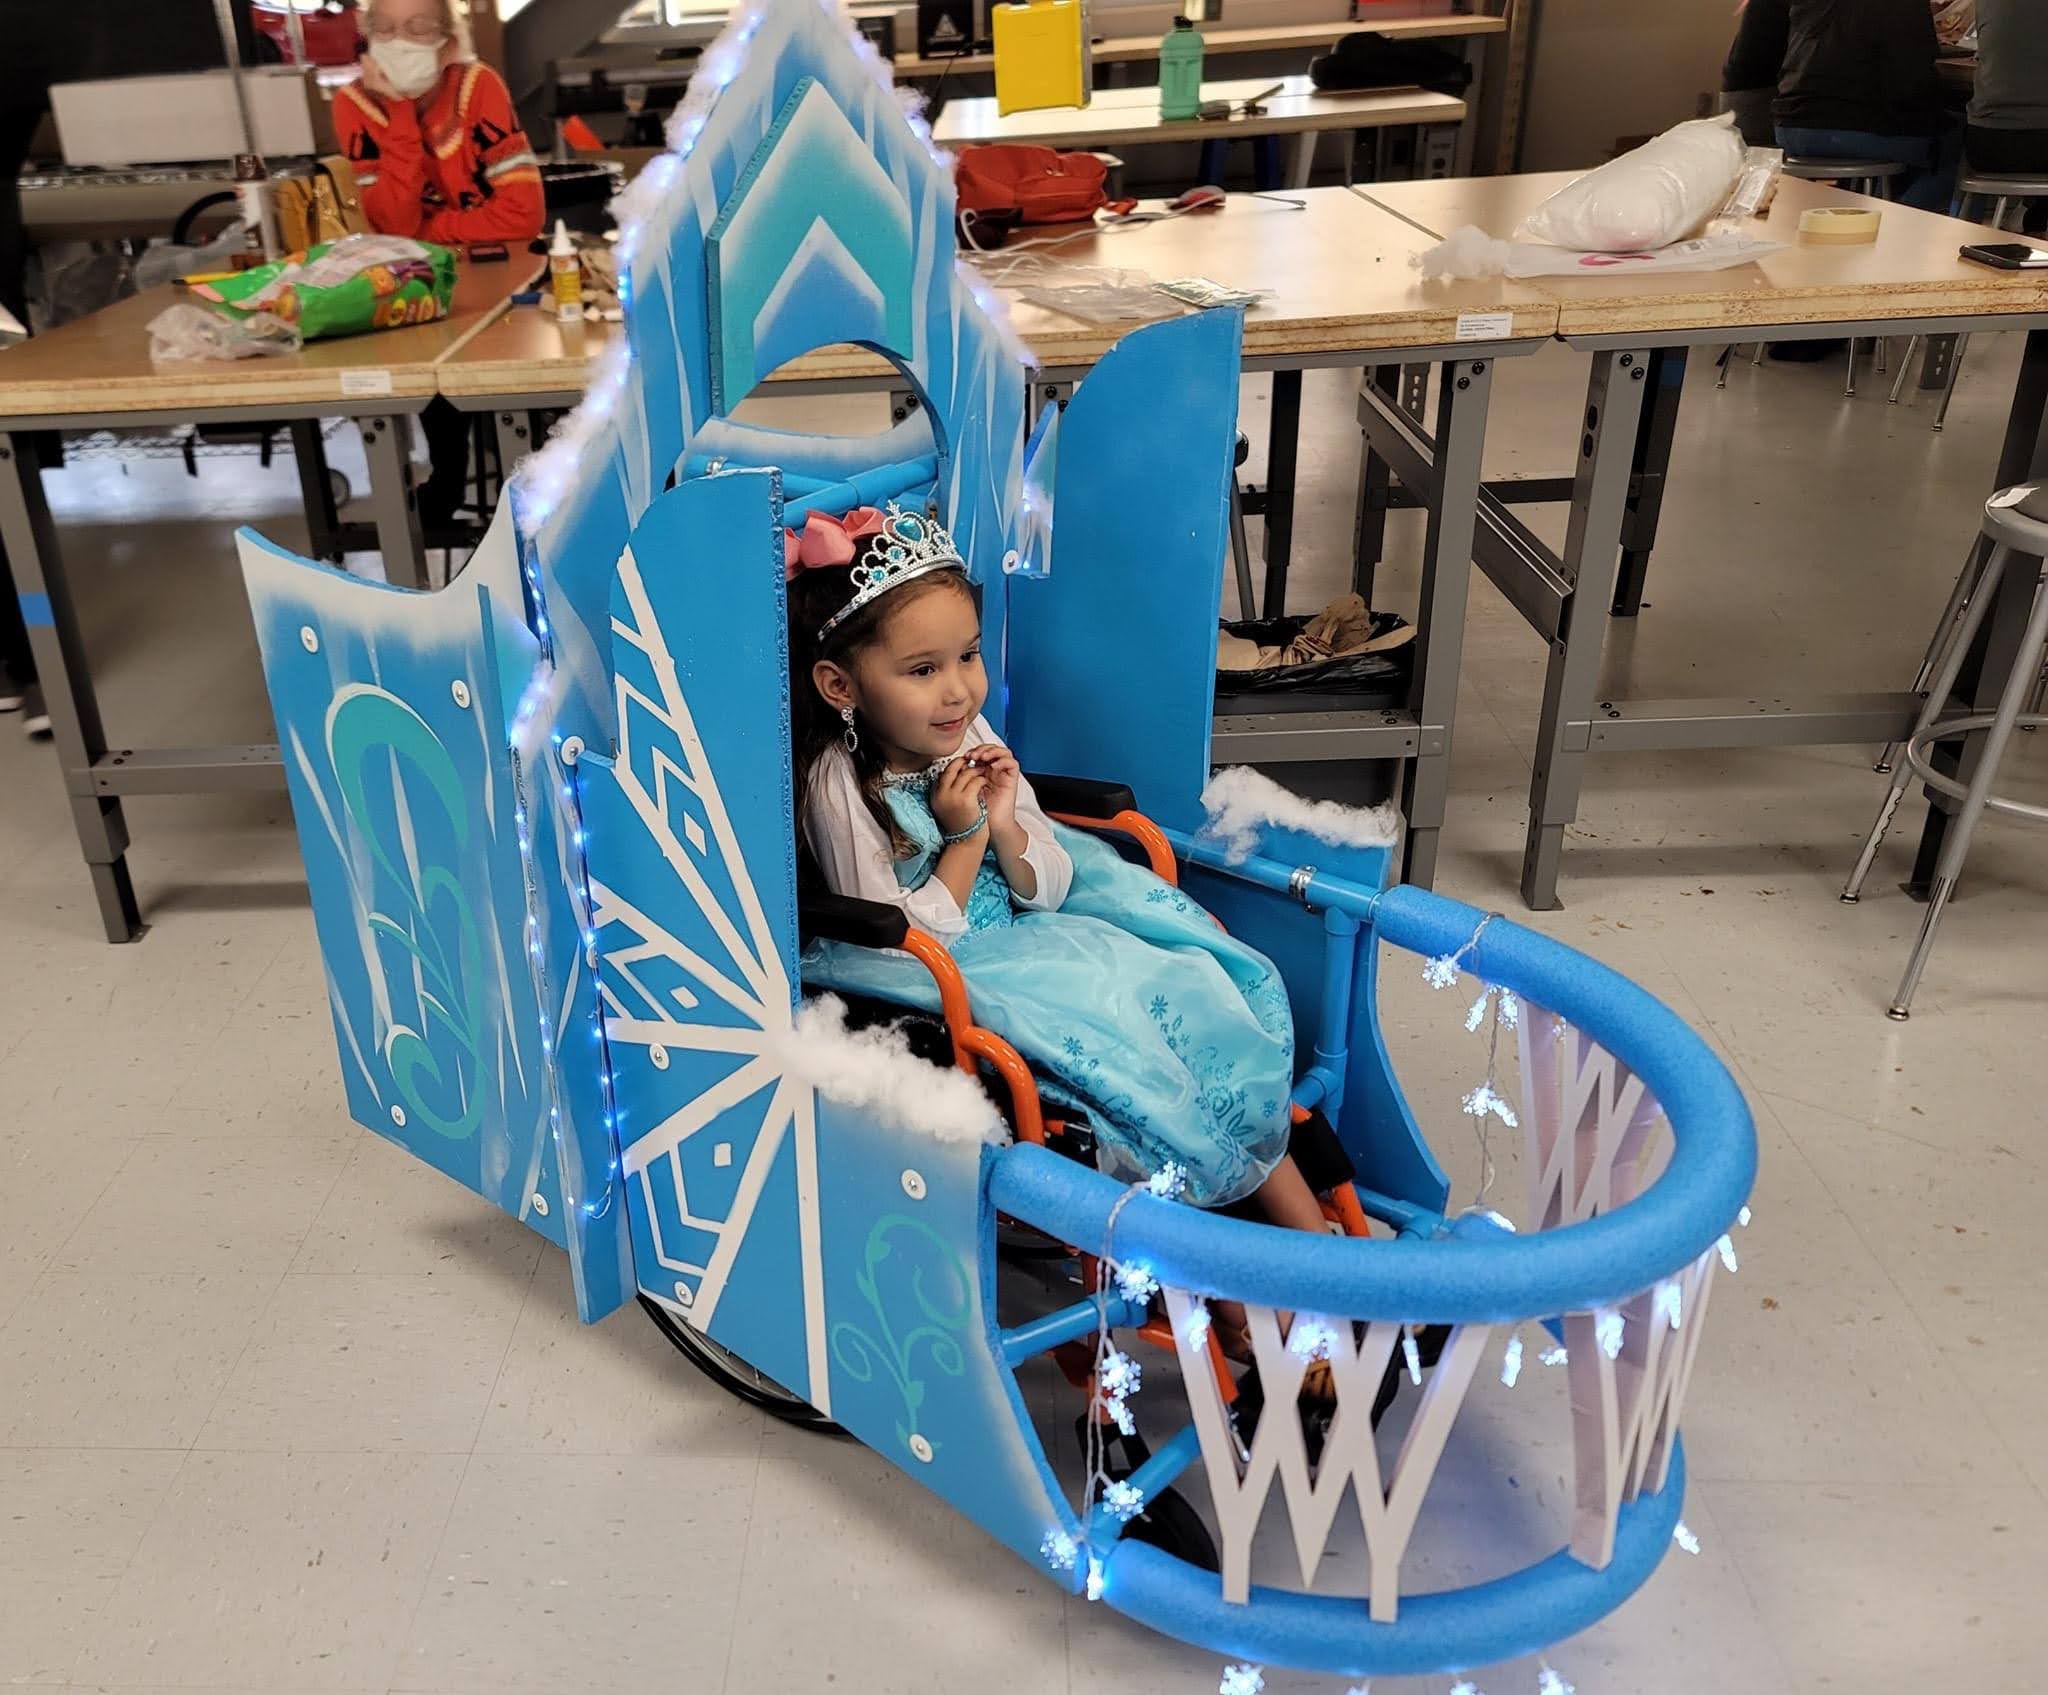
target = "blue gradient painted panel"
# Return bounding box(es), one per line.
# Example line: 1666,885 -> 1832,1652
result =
1003,311 -> 1244,831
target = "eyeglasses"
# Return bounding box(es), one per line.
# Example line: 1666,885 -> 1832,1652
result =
367,18 -> 449,41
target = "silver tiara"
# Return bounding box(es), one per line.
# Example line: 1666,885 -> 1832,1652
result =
817,503 -> 965,640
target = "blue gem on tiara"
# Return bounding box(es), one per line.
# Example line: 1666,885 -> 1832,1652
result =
817,502 -> 966,639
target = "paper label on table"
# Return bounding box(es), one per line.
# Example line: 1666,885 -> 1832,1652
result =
1454,311 -> 1515,342
340,368 -> 395,397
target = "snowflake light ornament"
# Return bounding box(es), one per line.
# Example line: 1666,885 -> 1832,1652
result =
1540,1344 -> 1569,1367
1097,1348 -> 1142,1436
1101,1478 -> 1145,1523
1717,1233 -> 1740,1273
1422,953 -> 1462,990
1040,1529 -> 1077,1572
1673,1520 -> 1701,1555
1147,1161 -> 1189,1201
1501,1334 -> 1524,1387
1085,1554 -> 1106,1600
1596,1310 -> 1626,1360
1538,1666 -> 1576,1695
1114,1260 -> 1160,1305
1288,1316 -> 1338,1361
1218,1665 -> 1265,1695
1462,1082 -> 1519,1128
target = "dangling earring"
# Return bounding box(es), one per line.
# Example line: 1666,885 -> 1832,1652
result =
840,705 -> 859,754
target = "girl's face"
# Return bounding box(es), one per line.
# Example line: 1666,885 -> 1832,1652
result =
816,582 -> 986,768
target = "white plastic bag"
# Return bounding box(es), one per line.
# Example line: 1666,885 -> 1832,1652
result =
1417,224 -> 1783,280
1515,115 -> 1747,253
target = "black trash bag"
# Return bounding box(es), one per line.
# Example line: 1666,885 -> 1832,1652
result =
1214,610 -> 1413,706
1308,31 -> 1475,97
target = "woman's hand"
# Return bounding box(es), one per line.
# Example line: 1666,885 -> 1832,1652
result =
358,52 -> 400,101
966,743 -> 1021,833
929,757 -> 988,839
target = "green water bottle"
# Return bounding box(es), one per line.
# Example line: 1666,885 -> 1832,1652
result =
1159,15 -> 1204,121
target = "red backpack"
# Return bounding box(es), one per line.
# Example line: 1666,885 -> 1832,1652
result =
954,143 -> 1109,226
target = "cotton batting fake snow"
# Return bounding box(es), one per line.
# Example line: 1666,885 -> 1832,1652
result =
780,995 -> 1010,1145
1197,766 -> 1401,866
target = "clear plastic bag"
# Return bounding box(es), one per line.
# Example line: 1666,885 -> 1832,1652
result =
134,221 -> 250,292
147,301 -> 302,362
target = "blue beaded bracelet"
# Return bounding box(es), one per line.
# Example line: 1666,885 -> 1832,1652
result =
939,801 -> 988,846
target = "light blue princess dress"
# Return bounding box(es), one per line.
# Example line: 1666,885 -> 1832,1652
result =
802,764 -> 1296,1207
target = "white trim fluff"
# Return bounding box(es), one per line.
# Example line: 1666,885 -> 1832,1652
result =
1197,766 -> 1401,866
784,995 -> 1009,1145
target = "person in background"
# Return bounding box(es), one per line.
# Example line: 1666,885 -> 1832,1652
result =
334,0 -> 544,530
1964,0 -> 2048,231
1722,0 -> 1791,150
1775,0 -> 1956,212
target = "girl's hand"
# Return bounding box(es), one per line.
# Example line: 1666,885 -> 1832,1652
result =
967,743 -> 1021,833
930,757 -> 988,838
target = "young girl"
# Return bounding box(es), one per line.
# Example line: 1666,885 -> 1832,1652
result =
786,501 -> 1336,1247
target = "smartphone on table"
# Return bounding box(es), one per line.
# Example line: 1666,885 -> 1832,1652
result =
1959,243 -> 2048,271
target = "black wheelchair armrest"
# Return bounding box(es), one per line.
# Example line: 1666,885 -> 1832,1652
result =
798,891 -> 910,950
1024,773 -> 1138,820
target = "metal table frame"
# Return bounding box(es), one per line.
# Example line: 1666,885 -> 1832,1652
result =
0,398 -> 434,942
1358,310 -> 2048,909
449,331 -> 1548,890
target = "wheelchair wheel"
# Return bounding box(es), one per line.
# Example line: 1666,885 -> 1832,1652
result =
637,1295 -> 844,1434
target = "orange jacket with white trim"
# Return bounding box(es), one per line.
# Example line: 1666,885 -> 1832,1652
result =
333,60 -> 545,246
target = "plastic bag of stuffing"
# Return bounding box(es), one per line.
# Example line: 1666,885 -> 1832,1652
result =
1418,225 -> 1782,280
1515,114 -> 1747,253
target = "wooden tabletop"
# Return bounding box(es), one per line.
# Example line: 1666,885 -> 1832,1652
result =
0,260 -> 528,421
1360,172 -> 2048,336
894,12 -> 1505,78
437,187 -> 1556,403
931,76 -> 1466,149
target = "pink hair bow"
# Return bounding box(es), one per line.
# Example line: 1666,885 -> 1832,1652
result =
783,506 -> 886,579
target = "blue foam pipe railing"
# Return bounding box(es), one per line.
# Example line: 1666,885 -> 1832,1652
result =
987,884 -> 1755,1322
1098,1443 -> 1688,1676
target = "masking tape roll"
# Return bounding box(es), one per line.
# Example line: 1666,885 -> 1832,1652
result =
1798,206 -> 1882,244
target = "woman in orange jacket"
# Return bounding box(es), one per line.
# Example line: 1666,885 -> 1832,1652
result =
335,0 -> 545,526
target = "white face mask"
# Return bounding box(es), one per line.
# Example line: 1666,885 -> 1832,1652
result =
369,35 -> 446,98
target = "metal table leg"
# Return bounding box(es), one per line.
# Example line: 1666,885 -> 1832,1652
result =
1611,345 -> 1689,618
0,431 -> 142,941
289,419 -> 342,561
1519,349 -> 1654,910
360,412 -> 428,589
1908,327 -> 2048,895
1400,357 -> 1494,890
1286,131 -> 1317,191
1258,368 -> 1304,618
1352,366 -> 1400,600
493,408 -> 539,486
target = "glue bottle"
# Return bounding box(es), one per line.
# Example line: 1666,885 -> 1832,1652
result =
1159,15 -> 1204,121
549,219 -> 583,322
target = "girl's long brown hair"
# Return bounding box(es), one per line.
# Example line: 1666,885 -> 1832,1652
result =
787,561 -> 975,868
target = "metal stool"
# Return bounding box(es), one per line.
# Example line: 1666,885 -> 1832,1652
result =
1842,482 -> 2048,1017
1889,172 -> 2048,429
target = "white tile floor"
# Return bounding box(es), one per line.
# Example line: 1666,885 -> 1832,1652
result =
2,333 -> 2044,1695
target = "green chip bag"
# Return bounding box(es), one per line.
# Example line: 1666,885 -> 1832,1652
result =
192,234 -> 458,340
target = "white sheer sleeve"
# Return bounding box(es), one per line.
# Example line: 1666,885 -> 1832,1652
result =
975,717 -> 1072,913
801,748 -> 968,941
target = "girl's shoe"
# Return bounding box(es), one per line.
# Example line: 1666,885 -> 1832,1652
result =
21,686 -> 50,738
